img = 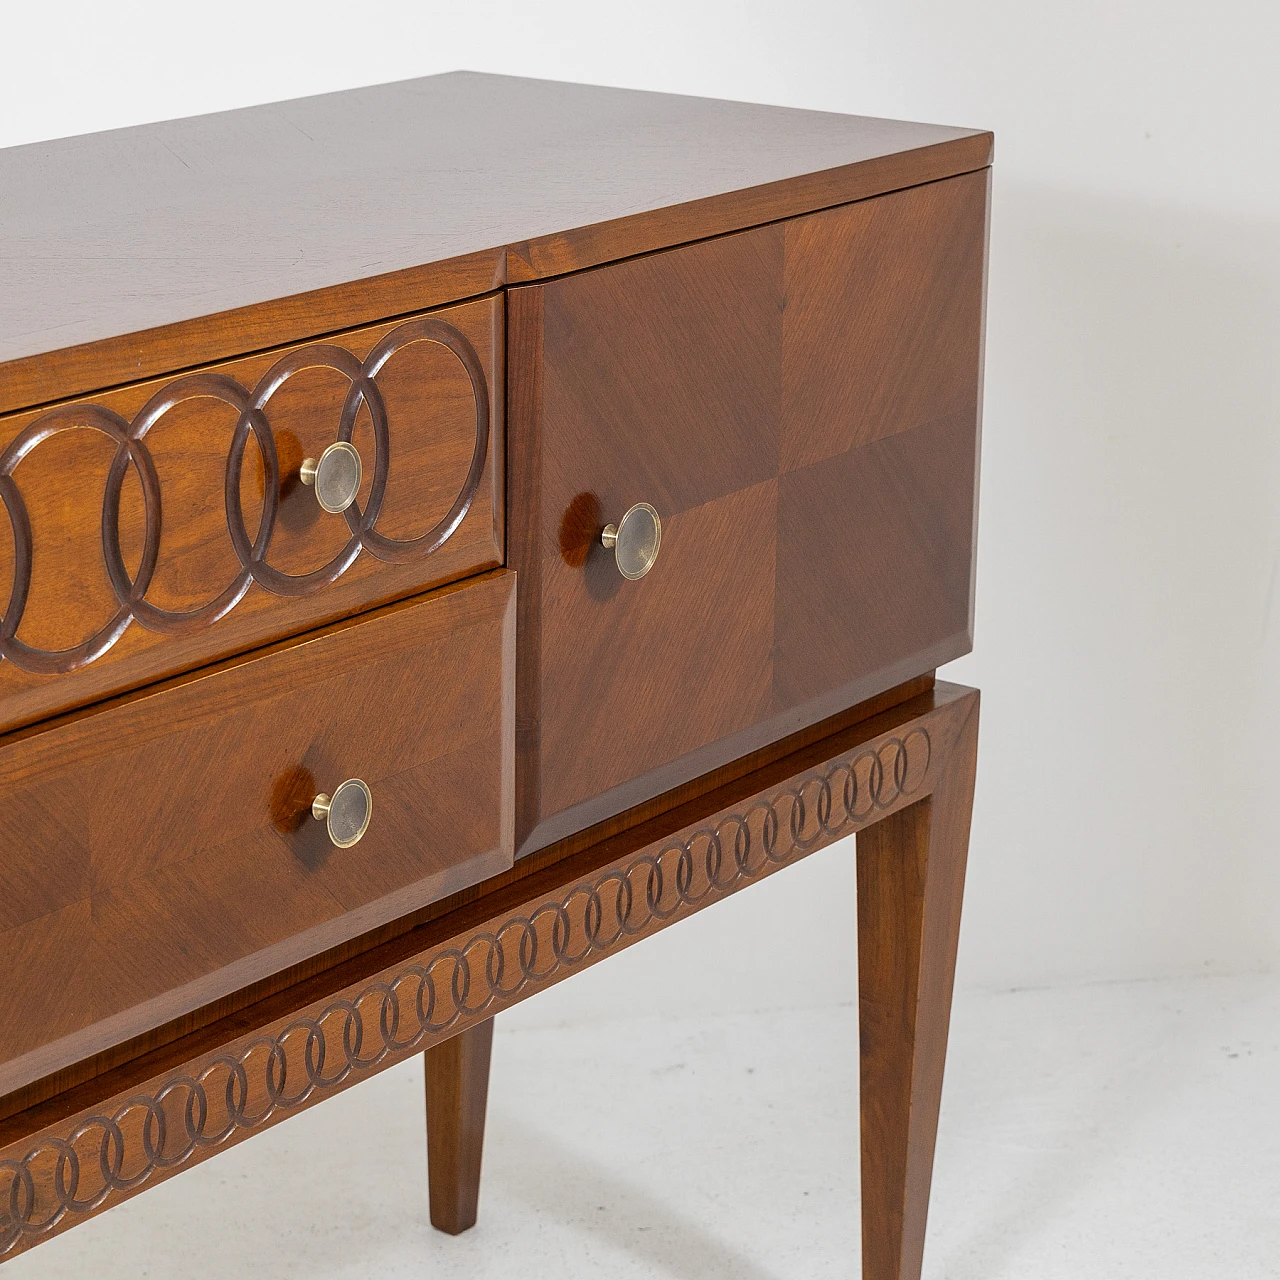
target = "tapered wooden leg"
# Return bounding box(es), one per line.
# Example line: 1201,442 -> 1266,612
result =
856,697 -> 978,1280
424,1017 -> 494,1235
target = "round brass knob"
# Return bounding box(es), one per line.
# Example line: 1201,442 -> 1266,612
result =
601,502 -> 662,580
300,441 -> 363,514
311,778 -> 372,848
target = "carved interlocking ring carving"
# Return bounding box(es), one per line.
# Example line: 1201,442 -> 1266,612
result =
0,722 -> 932,1254
0,316 -> 490,676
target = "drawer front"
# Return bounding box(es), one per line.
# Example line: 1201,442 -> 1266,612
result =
0,570 -> 514,1097
510,170 -> 987,856
0,295 -> 503,734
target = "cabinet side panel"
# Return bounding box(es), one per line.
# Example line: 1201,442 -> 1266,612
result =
775,171 -> 989,707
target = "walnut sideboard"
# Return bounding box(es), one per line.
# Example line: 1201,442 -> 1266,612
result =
0,72 -> 988,1278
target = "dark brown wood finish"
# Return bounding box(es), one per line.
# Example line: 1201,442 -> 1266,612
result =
0,75 -> 989,1274
858,693 -> 978,1280
509,170 -> 988,857
0,682 -> 976,1266
0,73 -> 990,416
0,570 -> 516,1100
424,1017 -> 494,1235
0,295 -> 502,735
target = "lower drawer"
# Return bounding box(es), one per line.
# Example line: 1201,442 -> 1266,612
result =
0,570 -> 514,1098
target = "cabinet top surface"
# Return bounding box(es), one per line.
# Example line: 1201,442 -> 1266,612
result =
0,71 -> 990,410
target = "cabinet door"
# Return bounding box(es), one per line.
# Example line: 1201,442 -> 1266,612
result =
509,169 -> 988,857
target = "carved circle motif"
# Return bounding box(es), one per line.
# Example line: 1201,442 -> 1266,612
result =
0,317 -> 490,674
0,725 -> 930,1254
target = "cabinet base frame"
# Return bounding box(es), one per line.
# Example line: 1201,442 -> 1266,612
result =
0,682 -> 978,1280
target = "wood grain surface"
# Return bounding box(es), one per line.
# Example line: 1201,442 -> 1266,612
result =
0,73 -> 991,415
509,170 -> 988,857
0,570 -> 516,1101
424,1018 -> 494,1235
0,295 -> 502,735
857,689 -> 978,1280
0,680 -> 977,1266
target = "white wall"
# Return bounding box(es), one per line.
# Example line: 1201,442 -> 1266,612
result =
3,1 -> 1277,1014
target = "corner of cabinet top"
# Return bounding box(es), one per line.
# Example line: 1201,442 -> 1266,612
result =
0,72 -> 991,415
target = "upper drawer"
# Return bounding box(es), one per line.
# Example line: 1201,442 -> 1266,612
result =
0,295 -> 503,734
509,170 -> 988,857
0,569 -> 515,1099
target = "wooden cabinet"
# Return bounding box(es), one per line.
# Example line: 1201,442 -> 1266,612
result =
0,73 -> 988,1280
509,171 -> 987,857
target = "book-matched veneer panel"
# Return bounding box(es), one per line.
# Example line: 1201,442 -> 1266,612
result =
0,570 -> 515,1099
0,295 -> 503,735
510,170 -> 988,857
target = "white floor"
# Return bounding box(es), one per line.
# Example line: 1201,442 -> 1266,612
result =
8,973 -> 1279,1279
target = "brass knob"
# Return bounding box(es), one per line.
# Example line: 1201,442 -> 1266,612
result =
300,441 -> 362,514
601,502 -> 662,580
311,778 -> 372,848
